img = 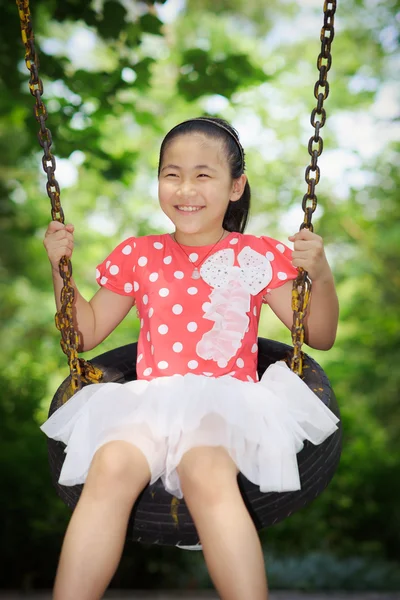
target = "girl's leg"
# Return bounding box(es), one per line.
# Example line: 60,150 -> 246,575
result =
177,446 -> 268,600
54,440 -> 151,600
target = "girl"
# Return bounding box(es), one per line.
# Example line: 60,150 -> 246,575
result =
42,117 -> 339,600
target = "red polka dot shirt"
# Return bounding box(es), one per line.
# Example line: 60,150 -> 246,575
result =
96,232 -> 298,382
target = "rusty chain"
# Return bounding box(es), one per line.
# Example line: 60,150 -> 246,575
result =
291,0 -> 336,376
16,0 -> 103,394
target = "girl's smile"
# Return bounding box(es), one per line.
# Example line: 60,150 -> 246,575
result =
175,206 -> 205,215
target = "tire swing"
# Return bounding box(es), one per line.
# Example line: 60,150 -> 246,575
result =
17,0 -> 341,547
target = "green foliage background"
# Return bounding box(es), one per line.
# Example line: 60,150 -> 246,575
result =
0,0 -> 399,591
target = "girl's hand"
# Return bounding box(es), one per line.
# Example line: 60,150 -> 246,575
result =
43,221 -> 75,270
288,228 -> 331,282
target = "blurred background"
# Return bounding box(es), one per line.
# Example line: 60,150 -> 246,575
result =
0,0 -> 399,593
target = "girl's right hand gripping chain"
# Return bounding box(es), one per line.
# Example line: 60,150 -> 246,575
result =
43,221 -> 75,270
43,220 -> 134,352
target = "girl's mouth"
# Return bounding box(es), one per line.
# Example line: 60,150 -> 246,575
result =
175,205 -> 205,212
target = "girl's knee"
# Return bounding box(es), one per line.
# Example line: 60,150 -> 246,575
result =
87,440 -> 151,495
178,446 -> 239,504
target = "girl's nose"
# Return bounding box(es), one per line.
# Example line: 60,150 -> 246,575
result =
176,185 -> 196,198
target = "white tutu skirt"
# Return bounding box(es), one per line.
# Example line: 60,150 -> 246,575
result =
41,361 -> 339,499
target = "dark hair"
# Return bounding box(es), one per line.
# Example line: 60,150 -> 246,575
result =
158,117 -> 251,233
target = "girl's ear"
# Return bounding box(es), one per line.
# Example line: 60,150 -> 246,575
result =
230,174 -> 248,202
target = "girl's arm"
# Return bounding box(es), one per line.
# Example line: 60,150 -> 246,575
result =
45,221 -> 134,352
51,270 -> 133,351
265,229 -> 339,351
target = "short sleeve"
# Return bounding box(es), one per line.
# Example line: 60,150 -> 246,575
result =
95,237 -> 137,297
259,235 -> 298,292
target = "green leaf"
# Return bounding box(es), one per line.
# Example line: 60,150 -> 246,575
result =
53,0 -> 97,26
96,0 -> 127,40
139,13 -> 164,36
178,49 -> 267,100
132,57 -> 156,90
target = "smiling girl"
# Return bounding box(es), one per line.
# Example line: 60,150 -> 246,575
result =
42,117 -> 339,600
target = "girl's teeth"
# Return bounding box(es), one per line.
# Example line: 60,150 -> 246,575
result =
177,206 -> 203,212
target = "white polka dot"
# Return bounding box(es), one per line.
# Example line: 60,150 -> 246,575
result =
276,243 -> 285,253
143,294 -> 149,305
230,238 -> 239,245
138,256 -> 148,267
172,304 -> 183,315
187,287 -> 198,295
218,358 -> 228,368
188,360 -> 198,369
187,322 -> 198,332
137,353 -> 143,363
133,265 -> 136,273
203,372 -> 213,377
143,368 -> 152,376
124,282 -> 133,293
106,261 -> 111,269
146,331 -> 151,342
277,272 -> 288,280
122,245 -> 132,255
154,242 -> 163,250
228,371 -> 236,377
148,307 -> 154,318
247,375 -> 254,382
140,318 -> 144,328
173,342 -> 183,353
202,302 -> 211,312
134,281 -> 139,292
174,271 -> 184,279
163,256 -> 172,265
159,288 -> 170,297
100,276 -> 108,285
266,251 -> 275,261
189,253 -> 199,262
236,358 -> 245,368
109,264 -> 119,275
158,361 -> 168,370
96,268 -> 101,279
251,343 -> 258,353
253,306 -> 257,316
149,272 -> 159,282
158,324 -> 169,335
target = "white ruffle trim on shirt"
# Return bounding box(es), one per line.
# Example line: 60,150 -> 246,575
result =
197,280 -> 250,367
40,362 -> 339,499
197,247 -> 273,366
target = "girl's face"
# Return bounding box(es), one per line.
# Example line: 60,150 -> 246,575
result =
158,133 -> 246,242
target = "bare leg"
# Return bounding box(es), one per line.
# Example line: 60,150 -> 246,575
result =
53,441 -> 151,600
178,446 -> 268,600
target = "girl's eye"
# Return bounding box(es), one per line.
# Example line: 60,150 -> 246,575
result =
166,173 -> 177,178
198,174 -> 210,178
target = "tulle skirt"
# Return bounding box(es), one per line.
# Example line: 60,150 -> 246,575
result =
40,361 -> 339,499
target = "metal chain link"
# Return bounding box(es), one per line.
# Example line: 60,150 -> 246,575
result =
16,0 -> 103,394
291,0 -> 336,376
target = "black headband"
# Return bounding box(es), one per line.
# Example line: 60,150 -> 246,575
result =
167,118 -> 245,170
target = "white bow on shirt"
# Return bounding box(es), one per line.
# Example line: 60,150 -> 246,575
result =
200,247 -> 273,296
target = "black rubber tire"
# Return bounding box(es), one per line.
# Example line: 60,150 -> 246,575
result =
46,338 -> 342,547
